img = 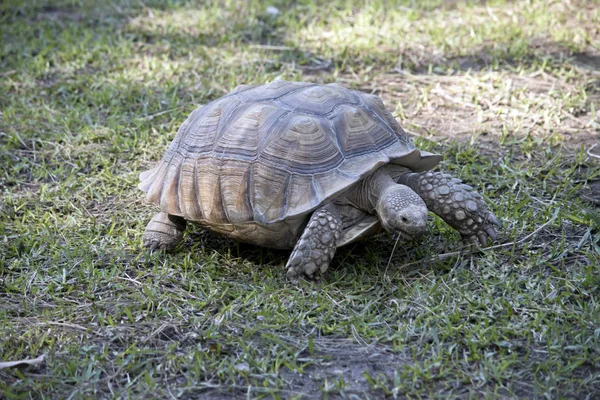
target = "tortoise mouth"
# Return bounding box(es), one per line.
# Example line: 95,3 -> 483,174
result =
397,229 -> 422,242
393,231 -> 414,241
382,221 -> 421,241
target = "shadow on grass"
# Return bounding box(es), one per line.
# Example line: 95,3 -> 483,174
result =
415,38 -> 600,74
4,0 -> 598,87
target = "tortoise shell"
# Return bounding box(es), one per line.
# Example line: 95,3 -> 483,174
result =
139,80 -> 441,248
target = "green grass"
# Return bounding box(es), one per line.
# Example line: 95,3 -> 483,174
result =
1,0 -> 599,398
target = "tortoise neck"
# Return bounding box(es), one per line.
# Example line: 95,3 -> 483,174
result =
341,167 -> 397,213
365,168 -> 398,211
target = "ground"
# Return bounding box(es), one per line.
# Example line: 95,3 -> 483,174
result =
1,0 -> 599,398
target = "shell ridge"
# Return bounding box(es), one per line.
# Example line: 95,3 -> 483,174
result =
138,163 -> 160,192
173,106 -> 208,152
177,156 -> 201,220
159,154 -> 183,215
271,82 -> 318,102
246,162 -> 255,219
209,101 -> 245,157
324,100 -> 357,118
193,157 -> 207,218
174,159 -> 184,214
323,90 -> 362,117
335,168 -> 358,180
149,152 -> 176,203
191,158 -> 202,220
175,159 -> 184,215
277,84 -> 358,115
280,173 -> 292,221
218,172 -> 232,224
212,103 -> 269,160
357,97 -> 399,141
310,175 -> 323,204
259,112 -> 345,175
255,110 -> 291,155
326,113 -> 345,158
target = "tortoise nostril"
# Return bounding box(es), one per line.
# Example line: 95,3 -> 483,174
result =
401,216 -> 408,223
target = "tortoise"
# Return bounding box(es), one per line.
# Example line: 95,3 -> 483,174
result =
139,80 -> 500,278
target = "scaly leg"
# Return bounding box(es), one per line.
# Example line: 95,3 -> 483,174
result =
398,172 -> 501,245
286,203 -> 343,279
142,212 -> 187,251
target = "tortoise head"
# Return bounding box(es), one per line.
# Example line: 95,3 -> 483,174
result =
376,185 -> 428,241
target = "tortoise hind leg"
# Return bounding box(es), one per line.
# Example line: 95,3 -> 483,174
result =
143,212 -> 187,251
286,203 -> 343,279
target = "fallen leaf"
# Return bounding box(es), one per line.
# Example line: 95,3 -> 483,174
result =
234,362 -> 250,372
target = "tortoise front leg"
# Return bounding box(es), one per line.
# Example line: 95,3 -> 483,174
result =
142,212 -> 187,251
286,203 -> 343,279
397,172 -> 501,246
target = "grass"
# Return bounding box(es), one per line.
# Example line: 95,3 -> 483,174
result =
1,0 -> 599,398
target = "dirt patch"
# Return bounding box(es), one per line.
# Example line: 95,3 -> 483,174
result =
190,340 -> 414,399
276,340 -> 413,397
35,5 -> 86,22
420,39 -> 600,74
351,68 -> 598,152
583,178 -> 600,205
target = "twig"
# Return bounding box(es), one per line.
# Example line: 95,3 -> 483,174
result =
117,274 -> 142,286
0,354 -> 45,370
140,323 -> 173,344
32,321 -> 108,337
12,131 -> 30,149
587,143 -> 600,160
249,44 -> 295,51
34,321 -> 90,331
486,6 -> 499,23
431,86 -> 477,109
394,216 -> 558,270
561,110 -> 586,127
140,106 -> 187,121
384,234 -> 402,276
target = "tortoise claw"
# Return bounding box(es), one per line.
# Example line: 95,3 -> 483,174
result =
488,213 -> 502,227
477,233 -> 488,247
463,235 -> 479,247
142,213 -> 186,252
486,226 -> 498,241
149,240 -> 159,252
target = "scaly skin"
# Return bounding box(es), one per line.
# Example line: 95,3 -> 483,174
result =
142,212 -> 187,251
375,185 -> 427,240
286,203 -> 343,279
397,172 -> 500,245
